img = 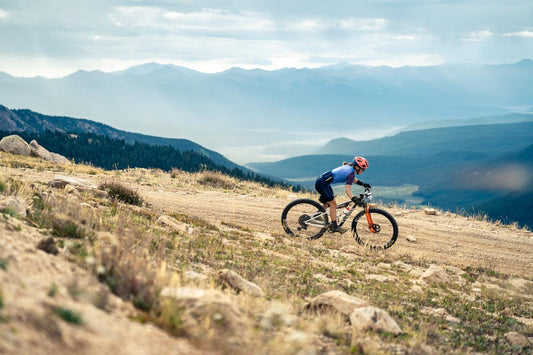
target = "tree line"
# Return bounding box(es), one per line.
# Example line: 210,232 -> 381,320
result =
1,130 -> 304,192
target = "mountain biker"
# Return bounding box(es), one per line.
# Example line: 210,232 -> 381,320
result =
315,156 -> 371,233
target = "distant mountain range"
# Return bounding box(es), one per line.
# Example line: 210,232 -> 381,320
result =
0,60 -> 532,162
0,104 -> 241,170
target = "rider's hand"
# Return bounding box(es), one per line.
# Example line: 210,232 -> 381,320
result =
361,182 -> 371,189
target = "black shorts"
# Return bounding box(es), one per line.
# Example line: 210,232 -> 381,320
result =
315,176 -> 334,204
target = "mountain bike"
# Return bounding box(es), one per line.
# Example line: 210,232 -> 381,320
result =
281,188 -> 399,249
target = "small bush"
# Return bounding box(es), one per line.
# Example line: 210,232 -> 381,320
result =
197,171 -> 235,190
100,182 -> 143,206
52,219 -> 86,239
0,259 -> 7,271
51,306 -> 83,325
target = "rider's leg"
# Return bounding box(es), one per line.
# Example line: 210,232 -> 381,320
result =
328,199 -> 337,224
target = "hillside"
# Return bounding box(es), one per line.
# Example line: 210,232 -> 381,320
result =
316,121 -> 533,157
0,151 -> 532,354
0,104 -> 241,170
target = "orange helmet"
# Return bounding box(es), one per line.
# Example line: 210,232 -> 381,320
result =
353,156 -> 369,170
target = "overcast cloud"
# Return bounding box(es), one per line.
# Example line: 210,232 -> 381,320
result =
0,0 -> 532,77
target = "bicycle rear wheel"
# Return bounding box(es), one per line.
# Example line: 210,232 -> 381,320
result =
281,199 -> 328,240
351,208 -> 398,249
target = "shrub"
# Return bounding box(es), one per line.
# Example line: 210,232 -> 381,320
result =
52,219 -> 86,239
51,306 -> 83,325
100,182 -> 143,206
197,171 -> 235,190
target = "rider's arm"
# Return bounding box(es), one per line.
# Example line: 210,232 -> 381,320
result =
345,184 -> 354,200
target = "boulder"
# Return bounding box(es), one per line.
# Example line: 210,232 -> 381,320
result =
504,331 -> 529,348
305,290 -> 368,319
49,175 -> 97,190
419,265 -> 450,285
219,269 -> 265,297
29,140 -> 71,164
0,196 -> 28,218
350,306 -> 402,335
156,214 -> 192,234
159,287 -> 248,337
0,135 -> 31,156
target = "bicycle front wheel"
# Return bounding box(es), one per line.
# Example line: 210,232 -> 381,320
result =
351,208 -> 398,249
281,199 -> 329,240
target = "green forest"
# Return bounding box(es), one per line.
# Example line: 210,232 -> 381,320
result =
0,130 -> 303,191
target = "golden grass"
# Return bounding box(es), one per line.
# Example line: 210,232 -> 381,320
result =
0,151 -> 531,354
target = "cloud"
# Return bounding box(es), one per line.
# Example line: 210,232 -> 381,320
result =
463,30 -> 494,42
0,9 -> 9,20
503,30 -> 533,38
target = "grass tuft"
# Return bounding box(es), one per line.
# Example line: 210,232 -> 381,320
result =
51,306 -> 84,325
197,171 -> 235,190
100,182 -> 143,206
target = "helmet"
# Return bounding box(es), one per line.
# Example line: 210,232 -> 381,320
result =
353,156 -> 369,170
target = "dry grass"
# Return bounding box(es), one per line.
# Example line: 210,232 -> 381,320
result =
0,151 -> 532,354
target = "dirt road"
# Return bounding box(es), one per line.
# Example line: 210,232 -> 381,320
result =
143,185 -> 533,279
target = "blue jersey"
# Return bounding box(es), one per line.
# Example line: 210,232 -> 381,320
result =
331,164 -> 356,185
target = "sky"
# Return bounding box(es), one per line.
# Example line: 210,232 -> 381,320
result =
0,0 -> 532,78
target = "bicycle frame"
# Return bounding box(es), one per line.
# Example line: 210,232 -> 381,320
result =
312,189 -> 374,229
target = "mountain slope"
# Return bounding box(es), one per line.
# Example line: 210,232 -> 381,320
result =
0,105 -> 240,170
316,122 -> 533,157
0,60 -> 531,153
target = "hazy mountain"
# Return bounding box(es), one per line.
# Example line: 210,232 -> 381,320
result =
0,60 -> 532,162
0,105 -> 241,170
315,121 -> 533,157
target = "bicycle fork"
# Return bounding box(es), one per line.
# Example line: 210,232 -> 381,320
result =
365,206 -> 376,232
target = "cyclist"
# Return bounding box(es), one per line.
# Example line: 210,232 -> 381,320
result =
315,156 -> 371,233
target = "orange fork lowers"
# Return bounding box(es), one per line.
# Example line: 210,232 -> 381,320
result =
365,205 -> 375,232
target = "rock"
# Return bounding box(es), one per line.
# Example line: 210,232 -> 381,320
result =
0,135 -> 31,156
37,237 -> 59,255
29,140 -> 71,164
219,269 -> 265,297
260,302 -> 296,330
504,331 -> 529,348
49,175 -> 97,190
0,196 -> 28,218
305,290 -> 368,319
159,287 -> 248,337
156,214 -> 192,234
419,265 -> 450,285
406,235 -> 417,242
424,208 -> 437,215
350,306 -> 402,335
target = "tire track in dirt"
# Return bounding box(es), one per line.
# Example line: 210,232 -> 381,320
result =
143,187 -> 533,279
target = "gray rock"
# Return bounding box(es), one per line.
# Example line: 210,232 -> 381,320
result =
305,290 -> 368,319
0,196 -> 28,218
420,265 -> 450,285
219,269 -> 265,297
0,135 -> 31,156
350,306 -> 402,335
49,175 -> 97,190
504,331 -> 529,348
29,140 -> 71,164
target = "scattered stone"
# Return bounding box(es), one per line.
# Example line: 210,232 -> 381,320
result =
184,270 -> 208,281
156,214 -> 193,234
0,196 -> 28,218
160,287 -> 248,337
37,237 -> 59,255
406,235 -> 417,242
219,269 -> 265,297
504,331 -> 529,348
0,135 -> 32,156
350,306 -> 402,335
260,302 -> 296,330
419,265 -> 450,285
49,175 -> 97,190
424,208 -> 437,216
305,290 -> 368,319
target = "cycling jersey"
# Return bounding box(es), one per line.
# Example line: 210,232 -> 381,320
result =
330,164 -> 356,185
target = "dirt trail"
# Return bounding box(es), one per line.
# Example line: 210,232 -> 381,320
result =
143,186 -> 533,279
